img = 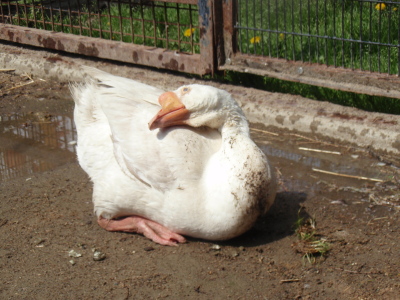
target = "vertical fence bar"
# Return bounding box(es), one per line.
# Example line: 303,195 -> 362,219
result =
307,0 -> 311,62
359,1 -> 363,71
198,0 -> 215,74
151,3 -> 156,46
388,1 -> 392,74
129,0 -> 135,43
67,0 -> 72,34
237,0 -> 242,53
139,2 -> 145,45
283,0 -> 287,60
15,1 -> 20,25
333,1 -> 337,67
341,0 -> 344,67
76,0 -> 82,35
291,0 -> 295,60
165,2 -> 170,50
41,0 -> 46,29
30,0 -> 36,28
118,1 -> 123,42
107,1 -> 113,40
275,0 -> 278,57
299,0 -> 303,61
398,2 -> 400,76
324,0 -> 327,66
245,0 -> 249,54
378,2 -> 382,73
369,1 -> 372,72
23,0 -> 28,27
97,0 -> 103,39
315,0 -> 319,64
350,0 -> 353,70
267,0 -> 271,57
0,1 -> 3,23
252,0 -> 256,55
189,4 -> 195,53
7,1 -> 13,24
260,0 -> 264,56
221,0 -> 237,63
58,0 -> 64,33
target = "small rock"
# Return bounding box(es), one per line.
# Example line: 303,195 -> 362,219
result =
32,237 -> 45,246
68,250 -> 82,258
144,246 -> 154,252
239,246 -> 245,251
231,251 -> 239,257
69,260 -> 76,266
210,244 -> 221,251
93,250 -> 106,261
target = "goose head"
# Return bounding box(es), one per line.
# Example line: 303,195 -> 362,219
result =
149,84 -> 242,131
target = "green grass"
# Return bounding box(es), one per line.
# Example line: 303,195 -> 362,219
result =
238,0 -> 400,75
10,1 -> 200,53
292,213 -> 331,264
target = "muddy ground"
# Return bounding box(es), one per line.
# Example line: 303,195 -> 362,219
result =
0,70 -> 399,299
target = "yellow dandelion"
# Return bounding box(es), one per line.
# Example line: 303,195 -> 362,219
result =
375,3 -> 386,11
184,28 -> 195,37
250,36 -> 261,44
279,33 -> 285,41
393,7 -> 398,11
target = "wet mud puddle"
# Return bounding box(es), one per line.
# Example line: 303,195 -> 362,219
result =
0,112 -> 77,182
250,128 -> 400,214
0,113 -> 399,212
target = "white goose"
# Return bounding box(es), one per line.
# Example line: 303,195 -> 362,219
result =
72,67 -> 276,246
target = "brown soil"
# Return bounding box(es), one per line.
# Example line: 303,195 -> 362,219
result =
0,71 -> 399,299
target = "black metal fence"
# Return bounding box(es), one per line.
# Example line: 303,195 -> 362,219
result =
1,0 -> 399,97
0,0 -> 214,75
1,0 -> 200,53
236,0 -> 400,75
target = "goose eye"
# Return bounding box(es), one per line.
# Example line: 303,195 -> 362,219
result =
182,87 -> 191,94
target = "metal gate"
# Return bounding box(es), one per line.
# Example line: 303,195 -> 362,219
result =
0,0 -> 215,74
1,0 -> 400,99
220,0 -> 400,99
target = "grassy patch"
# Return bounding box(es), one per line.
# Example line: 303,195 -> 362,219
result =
9,1 -> 200,53
238,0 -> 400,75
292,211 -> 331,264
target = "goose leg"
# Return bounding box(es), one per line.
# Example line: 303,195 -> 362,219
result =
97,216 -> 186,246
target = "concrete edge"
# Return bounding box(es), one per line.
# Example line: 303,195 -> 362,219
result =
1,42 -> 399,156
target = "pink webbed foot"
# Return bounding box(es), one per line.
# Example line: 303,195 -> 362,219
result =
97,216 -> 186,246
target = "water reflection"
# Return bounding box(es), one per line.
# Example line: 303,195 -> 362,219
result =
0,113 -> 392,184
251,130 -> 386,182
0,113 -> 76,181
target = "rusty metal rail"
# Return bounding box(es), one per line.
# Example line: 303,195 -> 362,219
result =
0,0 -> 214,74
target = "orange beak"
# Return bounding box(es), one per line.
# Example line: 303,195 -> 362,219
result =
148,91 -> 190,130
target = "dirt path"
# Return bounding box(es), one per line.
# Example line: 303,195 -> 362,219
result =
0,71 -> 399,299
